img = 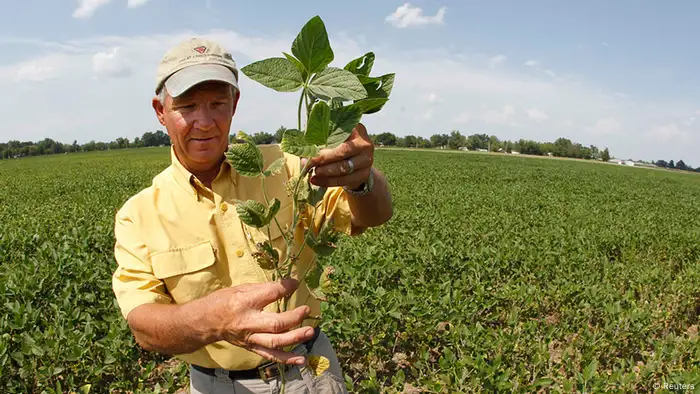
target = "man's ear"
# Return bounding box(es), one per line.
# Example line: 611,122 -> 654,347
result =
231,89 -> 241,116
152,96 -> 166,126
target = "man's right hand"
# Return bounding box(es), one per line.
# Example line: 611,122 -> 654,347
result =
208,278 -> 315,365
126,278 -> 314,365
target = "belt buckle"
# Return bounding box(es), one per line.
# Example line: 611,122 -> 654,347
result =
257,360 -> 283,381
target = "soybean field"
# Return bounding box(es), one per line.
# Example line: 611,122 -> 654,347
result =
1,148 -> 699,393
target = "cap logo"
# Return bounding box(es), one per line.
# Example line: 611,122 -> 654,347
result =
194,46 -> 207,54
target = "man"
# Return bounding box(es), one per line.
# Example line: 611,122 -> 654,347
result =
111,38 -> 393,393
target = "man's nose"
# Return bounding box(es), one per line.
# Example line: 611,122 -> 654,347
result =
193,106 -> 216,130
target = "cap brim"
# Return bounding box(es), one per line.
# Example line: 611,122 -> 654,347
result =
164,64 -> 238,97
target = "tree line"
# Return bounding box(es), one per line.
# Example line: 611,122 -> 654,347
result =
1,126 -> 697,172
0,131 -> 171,159
370,130 -> 613,161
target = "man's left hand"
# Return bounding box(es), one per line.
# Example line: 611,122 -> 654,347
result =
305,123 -> 374,190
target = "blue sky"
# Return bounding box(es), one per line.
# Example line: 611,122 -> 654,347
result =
1,0 -> 698,166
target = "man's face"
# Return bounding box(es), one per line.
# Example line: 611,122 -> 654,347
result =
153,80 -> 239,173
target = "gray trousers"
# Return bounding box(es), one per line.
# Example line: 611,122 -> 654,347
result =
189,331 -> 348,394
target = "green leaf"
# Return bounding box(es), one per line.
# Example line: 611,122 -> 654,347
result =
359,73 -> 394,114
263,157 -> 286,177
308,67 -> 367,101
350,98 -> 389,115
304,261 -> 322,289
240,57 -> 304,92
326,105 -> 362,149
329,98 -> 343,110
583,359 -> 597,381
307,184 -> 327,206
234,199 -> 268,228
286,175 -> 309,201
226,131 -> 264,177
320,266 -> 335,293
291,15 -> 334,75
283,52 -> 308,82
79,384 -> 92,394
280,129 -> 319,157
344,52 -> 375,77
266,198 -> 281,224
305,101 -> 331,145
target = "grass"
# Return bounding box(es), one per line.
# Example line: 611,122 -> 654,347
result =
1,147 -> 699,393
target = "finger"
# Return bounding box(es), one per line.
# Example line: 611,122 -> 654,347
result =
247,278 -> 300,309
313,153 -> 372,178
246,344 -> 307,365
247,325 -> 316,349
309,129 -> 362,167
245,306 -> 311,333
311,168 -> 371,188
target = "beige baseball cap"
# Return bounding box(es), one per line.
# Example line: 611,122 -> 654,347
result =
155,37 -> 239,97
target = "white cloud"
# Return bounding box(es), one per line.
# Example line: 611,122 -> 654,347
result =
425,92 -> 441,103
455,105 -> 519,127
127,0 -> 149,7
585,117 -> 622,135
544,69 -> 557,78
72,0 -> 150,18
385,3 -> 447,28
646,123 -> 690,143
602,42 -> 609,47
0,28 -> 698,166
0,54 -> 70,83
73,0 -> 112,19
489,54 -> 507,68
527,108 -> 549,121
92,47 -> 131,77
524,60 -> 538,67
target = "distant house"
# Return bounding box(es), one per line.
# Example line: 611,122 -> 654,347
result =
510,151 -> 520,155
477,148 -> 488,152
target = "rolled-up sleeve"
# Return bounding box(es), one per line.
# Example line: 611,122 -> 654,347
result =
112,205 -> 173,320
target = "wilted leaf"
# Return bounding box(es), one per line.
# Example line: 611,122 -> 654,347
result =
280,129 -> 319,158
234,199 -> 268,228
226,131 -> 264,177
263,157 -> 286,177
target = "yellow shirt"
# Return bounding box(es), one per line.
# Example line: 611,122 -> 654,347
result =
111,145 -> 353,370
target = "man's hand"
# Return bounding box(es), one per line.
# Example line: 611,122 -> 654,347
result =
127,278 -> 315,366
210,278 -> 315,365
304,123 -> 374,190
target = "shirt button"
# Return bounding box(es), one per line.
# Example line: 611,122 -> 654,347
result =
220,203 -> 228,212
236,248 -> 244,258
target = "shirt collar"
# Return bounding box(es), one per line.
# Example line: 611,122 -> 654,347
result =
169,146 -> 237,200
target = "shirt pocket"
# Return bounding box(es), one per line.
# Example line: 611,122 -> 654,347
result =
150,241 -> 224,304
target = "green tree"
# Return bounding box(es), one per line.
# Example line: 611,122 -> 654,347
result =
404,135 -> 418,148
601,148 -> 611,162
375,132 -> 397,146
430,134 -> 449,148
252,132 -> 275,145
274,126 -> 287,143
448,130 -> 465,150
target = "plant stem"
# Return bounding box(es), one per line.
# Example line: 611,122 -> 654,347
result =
260,175 -> 289,245
297,89 -> 305,131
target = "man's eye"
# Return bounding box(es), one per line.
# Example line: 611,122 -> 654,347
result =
177,104 -> 196,110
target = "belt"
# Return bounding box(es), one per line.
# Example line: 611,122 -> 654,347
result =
191,326 -> 321,381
